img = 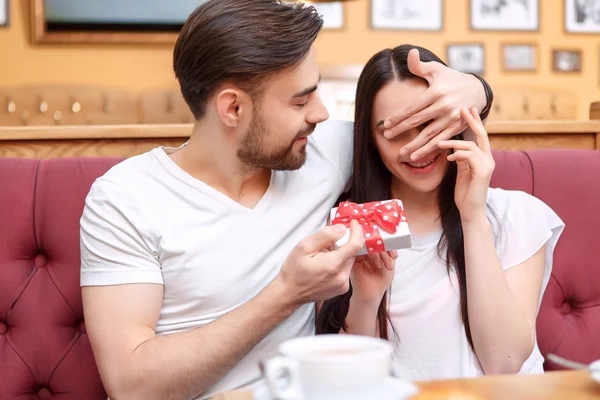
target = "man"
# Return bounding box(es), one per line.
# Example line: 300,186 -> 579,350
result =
80,1 -> 492,399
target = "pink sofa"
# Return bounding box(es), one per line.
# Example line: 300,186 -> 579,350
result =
1,150 -> 599,399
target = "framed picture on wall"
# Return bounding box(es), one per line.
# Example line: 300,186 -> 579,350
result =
370,0 -> 443,31
470,0 -> 539,31
502,43 -> 537,72
447,44 -> 485,75
31,0 -> 206,43
552,50 -> 582,73
565,0 -> 600,33
310,2 -> 345,30
0,0 -> 8,27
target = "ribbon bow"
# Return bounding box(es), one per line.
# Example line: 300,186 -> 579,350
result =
331,200 -> 406,254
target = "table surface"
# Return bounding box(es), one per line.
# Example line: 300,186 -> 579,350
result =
212,370 -> 600,400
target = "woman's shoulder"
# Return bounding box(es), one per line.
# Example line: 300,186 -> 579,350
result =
485,187 -> 559,222
485,187 -> 565,270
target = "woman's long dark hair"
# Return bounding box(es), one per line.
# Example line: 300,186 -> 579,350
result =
316,44 -> 478,348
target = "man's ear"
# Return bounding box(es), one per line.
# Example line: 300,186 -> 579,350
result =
215,88 -> 247,128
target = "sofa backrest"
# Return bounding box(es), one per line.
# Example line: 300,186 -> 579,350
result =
1,150 -> 599,398
490,149 -> 600,369
0,157 -> 121,400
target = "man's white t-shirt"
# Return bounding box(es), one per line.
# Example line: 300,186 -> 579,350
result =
389,187 -> 565,380
79,120 -> 354,400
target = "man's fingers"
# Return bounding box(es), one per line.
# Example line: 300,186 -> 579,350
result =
383,89 -> 437,134
299,224 -> 347,255
406,48 -> 438,83
383,105 -> 439,140
409,120 -> 465,161
334,220 -> 364,262
400,113 -> 457,159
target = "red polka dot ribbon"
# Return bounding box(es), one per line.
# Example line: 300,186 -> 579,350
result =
331,200 -> 407,254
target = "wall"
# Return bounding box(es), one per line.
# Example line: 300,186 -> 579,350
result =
1,0 -> 599,119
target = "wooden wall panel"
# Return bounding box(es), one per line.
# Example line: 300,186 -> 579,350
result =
1,121 -> 599,159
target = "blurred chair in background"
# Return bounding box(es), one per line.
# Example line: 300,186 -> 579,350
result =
138,88 -> 195,124
0,86 -> 138,126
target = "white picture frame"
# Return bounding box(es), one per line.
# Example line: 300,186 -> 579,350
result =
502,44 -> 537,72
370,0 -> 443,31
470,0 -> 539,31
565,0 -> 600,33
0,0 -> 8,27
311,2 -> 344,30
447,44 -> 485,75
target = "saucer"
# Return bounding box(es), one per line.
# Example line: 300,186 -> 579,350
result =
253,376 -> 419,400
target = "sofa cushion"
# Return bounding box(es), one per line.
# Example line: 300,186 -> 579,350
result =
0,157 -> 121,400
527,150 -> 600,369
0,149 -> 599,398
491,149 -> 600,370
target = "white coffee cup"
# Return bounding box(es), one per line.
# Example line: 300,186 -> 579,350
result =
263,334 -> 393,400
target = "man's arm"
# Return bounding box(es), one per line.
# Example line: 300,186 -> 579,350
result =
83,279 -> 295,400
83,221 -> 364,400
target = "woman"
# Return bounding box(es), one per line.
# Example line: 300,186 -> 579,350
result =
316,45 -> 564,380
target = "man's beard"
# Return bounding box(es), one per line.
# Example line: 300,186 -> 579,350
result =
237,112 -> 316,171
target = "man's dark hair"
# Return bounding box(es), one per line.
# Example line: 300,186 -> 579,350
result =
173,0 -> 324,120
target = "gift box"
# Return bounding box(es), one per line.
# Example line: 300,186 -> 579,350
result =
329,199 -> 412,255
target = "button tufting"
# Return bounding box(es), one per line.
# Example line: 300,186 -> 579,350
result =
560,302 -> 573,315
34,254 -> 47,268
0,322 -> 7,335
38,387 -> 51,399
78,321 -> 87,334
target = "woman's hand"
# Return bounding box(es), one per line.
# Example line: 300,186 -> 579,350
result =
437,107 -> 495,223
382,49 -> 488,161
350,250 -> 398,307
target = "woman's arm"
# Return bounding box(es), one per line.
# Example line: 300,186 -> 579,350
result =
338,252 -> 397,338
342,296 -> 382,337
462,217 -> 545,375
439,108 -> 545,375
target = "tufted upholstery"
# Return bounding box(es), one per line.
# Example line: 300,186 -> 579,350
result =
490,149 -> 600,369
0,157 -> 119,400
0,149 -> 599,398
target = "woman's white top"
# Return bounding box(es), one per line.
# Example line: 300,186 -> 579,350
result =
389,188 -> 565,380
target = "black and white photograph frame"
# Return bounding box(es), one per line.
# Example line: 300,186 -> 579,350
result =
552,49 -> 582,73
370,0 -> 443,31
0,0 -> 9,27
470,0 -> 539,31
447,44 -> 485,75
565,0 -> 600,33
311,2 -> 345,30
502,43 -> 538,72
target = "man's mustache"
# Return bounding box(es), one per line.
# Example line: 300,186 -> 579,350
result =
295,124 -> 317,139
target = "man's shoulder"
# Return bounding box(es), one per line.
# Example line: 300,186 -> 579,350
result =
88,148 -> 163,201
99,149 -> 159,185
307,119 -> 355,185
310,119 -> 354,142
307,119 -> 354,160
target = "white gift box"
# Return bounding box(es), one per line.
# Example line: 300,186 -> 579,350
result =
329,199 -> 412,256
